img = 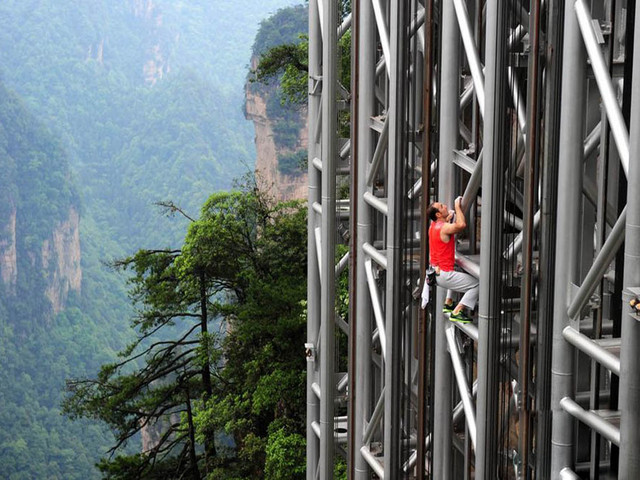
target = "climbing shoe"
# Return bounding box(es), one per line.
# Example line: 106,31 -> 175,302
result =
449,310 -> 472,323
442,302 -> 455,314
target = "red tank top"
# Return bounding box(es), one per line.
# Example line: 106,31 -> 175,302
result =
429,221 -> 455,271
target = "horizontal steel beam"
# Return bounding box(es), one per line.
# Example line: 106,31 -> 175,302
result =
562,326 -> 620,376
560,396 -> 620,446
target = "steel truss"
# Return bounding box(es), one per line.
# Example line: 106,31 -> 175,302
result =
307,0 -> 640,478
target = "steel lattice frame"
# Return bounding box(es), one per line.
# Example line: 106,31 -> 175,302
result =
307,0 -> 640,478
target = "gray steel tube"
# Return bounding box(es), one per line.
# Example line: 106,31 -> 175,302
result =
306,1 -> 322,477
383,0 -> 406,474
562,326 -> 620,376
353,0 -> 375,476
535,0 -> 563,476
567,208 -> 626,320
319,0 -> 338,477
371,0 -> 390,78
559,397 -> 620,446
445,326 -> 477,451
550,0 -> 586,475
619,1 -> 640,475
452,0 -> 485,117
475,0 -> 507,476
432,0 -> 459,476
574,0 -> 629,177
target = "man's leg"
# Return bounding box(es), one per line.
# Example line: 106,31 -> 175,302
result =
438,271 -> 479,315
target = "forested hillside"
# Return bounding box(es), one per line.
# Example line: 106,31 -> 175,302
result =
0,79 -> 129,478
0,0 -> 300,249
0,1 -> 301,477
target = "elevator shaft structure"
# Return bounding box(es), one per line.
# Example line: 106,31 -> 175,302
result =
306,0 -> 640,478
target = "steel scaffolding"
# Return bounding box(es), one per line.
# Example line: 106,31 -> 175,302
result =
307,0 -> 640,478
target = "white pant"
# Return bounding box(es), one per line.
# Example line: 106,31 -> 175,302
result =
436,270 -> 479,310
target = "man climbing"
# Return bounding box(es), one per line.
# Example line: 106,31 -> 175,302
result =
426,196 -> 479,323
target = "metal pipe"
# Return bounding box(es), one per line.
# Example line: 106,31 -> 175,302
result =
550,0 -> 586,474
574,0 -> 629,177
360,446 -> 385,479
417,0 -> 435,476
476,0 -> 509,476
452,321 -> 479,343
371,0 -> 390,79
306,1 -> 322,475
584,121 -> 601,159
508,0 -> 530,33
383,0 -> 407,471
363,191 -> 389,216
455,253 -> 480,279
363,388 -> 385,445
347,7 -> 359,466
619,1 -> 640,474
566,208 -> 627,320
363,242 -> 388,269
452,0 -> 485,117
560,467 -> 582,479
352,0 -> 375,476
319,0 -> 338,474
432,0 -> 459,475
562,326 -> 620,376
461,150 -> 483,213
338,12 -> 352,39
559,397 -> 620,446
336,251 -> 349,276
315,227 -> 322,282
519,3 -> 542,474
508,66 -> 527,134
445,326 -> 477,451
535,0 -> 563,475
503,210 -> 541,260
366,116 -> 389,186
365,259 -> 387,360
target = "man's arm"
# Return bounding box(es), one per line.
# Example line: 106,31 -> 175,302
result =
441,196 -> 466,240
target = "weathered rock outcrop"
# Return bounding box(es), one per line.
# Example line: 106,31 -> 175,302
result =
41,208 -> 82,315
0,204 -> 17,292
0,204 -> 81,315
245,81 -> 308,202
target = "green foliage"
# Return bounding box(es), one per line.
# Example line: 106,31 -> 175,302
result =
65,182 -> 308,478
252,5 -> 309,57
252,40 -> 309,105
0,0 -> 308,477
277,149 -> 307,176
264,428 -> 306,480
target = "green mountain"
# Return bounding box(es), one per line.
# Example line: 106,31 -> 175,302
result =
0,1 -> 302,477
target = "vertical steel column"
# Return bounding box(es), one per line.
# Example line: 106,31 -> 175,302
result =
353,0 -> 375,476
417,0 -> 435,477
347,0 -> 360,476
550,0 -> 587,475
475,0 -> 507,476
535,1 -> 563,477
519,1 -> 542,477
383,0 -> 406,476
619,3 -> 640,475
307,1 -> 322,477
319,0 -> 338,477
432,0 -> 459,476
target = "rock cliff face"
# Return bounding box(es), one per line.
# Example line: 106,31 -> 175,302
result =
0,204 -> 17,293
245,83 -> 308,202
0,205 -> 81,316
41,208 -> 82,315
